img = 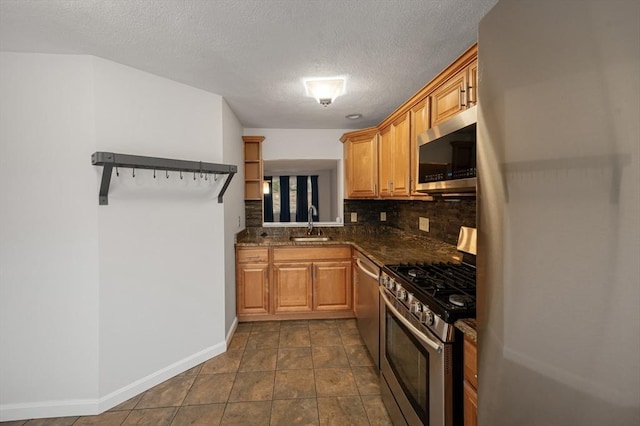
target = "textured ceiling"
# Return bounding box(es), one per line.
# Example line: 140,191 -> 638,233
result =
0,0 -> 498,129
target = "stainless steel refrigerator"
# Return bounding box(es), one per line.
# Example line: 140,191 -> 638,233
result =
477,1 -> 640,425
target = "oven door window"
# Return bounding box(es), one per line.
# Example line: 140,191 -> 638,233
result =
385,310 -> 429,422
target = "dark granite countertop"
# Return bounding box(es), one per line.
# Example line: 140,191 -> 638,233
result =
454,318 -> 477,343
235,225 -> 463,267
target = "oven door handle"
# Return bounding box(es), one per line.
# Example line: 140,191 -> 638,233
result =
379,287 -> 443,354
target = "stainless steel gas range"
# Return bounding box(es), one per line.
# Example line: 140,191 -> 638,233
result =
379,227 -> 476,426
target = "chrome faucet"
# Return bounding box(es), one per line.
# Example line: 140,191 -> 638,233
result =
307,205 -> 318,235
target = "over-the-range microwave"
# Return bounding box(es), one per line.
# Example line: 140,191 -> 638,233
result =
416,106 -> 477,195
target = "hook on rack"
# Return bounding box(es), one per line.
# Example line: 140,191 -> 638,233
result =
116,167 -> 119,177
214,174 -> 218,182
180,171 -> 183,180
153,169 -> 156,179
193,171 -> 196,181
133,168 -> 135,178
166,170 -> 169,179
205,173 -> 208,181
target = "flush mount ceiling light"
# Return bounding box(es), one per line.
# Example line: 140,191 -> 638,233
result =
304,78 -> 345,107
345,113 -> 362,120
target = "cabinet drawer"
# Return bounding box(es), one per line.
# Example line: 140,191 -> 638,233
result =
273,246 -> 351,262
237,248 -> 269,263
463,337 -> 478,389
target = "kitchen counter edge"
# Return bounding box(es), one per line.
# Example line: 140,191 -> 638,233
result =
235,230 -> 462,268
454,318 -> 477,343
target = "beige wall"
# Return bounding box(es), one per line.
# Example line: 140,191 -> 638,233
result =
478,1 -> 640,425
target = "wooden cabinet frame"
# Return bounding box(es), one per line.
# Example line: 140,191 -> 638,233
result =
341,129 -> 379,198
341,43 -> 477,200
237,245 -> 354,322
378,112 -> 410,197
243,136 -> 264,201
236,248 -> 270,316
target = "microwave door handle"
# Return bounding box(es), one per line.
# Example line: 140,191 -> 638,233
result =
380,287 -> 443,354
356,259 -> 379,280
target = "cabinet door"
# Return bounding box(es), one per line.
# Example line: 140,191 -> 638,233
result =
346,133 -> 378,198
410,98 -> 430,195
273,262 -> 313,313
467,60 -> 478,107
313,261 -> 352,311
463,337 -> 478,388
463,380 -> 478,426
390,113 -> 410,196
237,263 -> 269,315
378,126 -> 393,197
430,71 -> 468,127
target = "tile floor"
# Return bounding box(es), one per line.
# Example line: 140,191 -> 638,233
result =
2,319 -> 393,426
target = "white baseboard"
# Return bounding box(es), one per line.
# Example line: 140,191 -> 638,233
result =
225,317 -> 238,349
0,341 -> 226,422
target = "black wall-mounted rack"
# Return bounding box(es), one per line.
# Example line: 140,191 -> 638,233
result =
91,152 -> 237,205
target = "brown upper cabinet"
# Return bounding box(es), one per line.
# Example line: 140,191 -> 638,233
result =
430,58 -> 478,127
467,60 -> 478,107
341,128 -> 379,199
409,97 -> 430,195
341,43 -> 477,200
378,112 -> 410,197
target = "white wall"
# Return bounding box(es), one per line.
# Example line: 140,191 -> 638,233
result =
247,128 -> 346,160
0,52 -> 235,421
92,57 -> 228,401
221,100 -> 245,336
478,1 -> 640,425
244,128 -> 348,223
0,53 -> 100,419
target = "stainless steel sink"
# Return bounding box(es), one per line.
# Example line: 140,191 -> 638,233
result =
290,236 -> 332,242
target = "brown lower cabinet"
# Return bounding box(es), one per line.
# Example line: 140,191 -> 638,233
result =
273,262 -> 313,313
236,245 -> 353,321
313,261 -> 352,310
236,248 -> 269,315
463,336 -> 478,426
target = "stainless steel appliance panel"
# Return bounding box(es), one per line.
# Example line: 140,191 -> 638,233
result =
416,106 -> 477,195
380,287 -> 453,426
478,2 -> 640,425
355,251 -> 380,368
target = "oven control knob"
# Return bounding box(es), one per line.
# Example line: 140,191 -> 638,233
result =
396,288 -> 407,301
422,309 -> 435,326
410,301 -> 422,315
386,278 -> 396,290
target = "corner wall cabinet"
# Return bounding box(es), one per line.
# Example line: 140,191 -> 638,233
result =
341,128 -> 379,198
91,152 -> 237,205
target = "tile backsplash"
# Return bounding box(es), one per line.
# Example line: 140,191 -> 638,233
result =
344,198 -> 476,246
246,198 -> 476,247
